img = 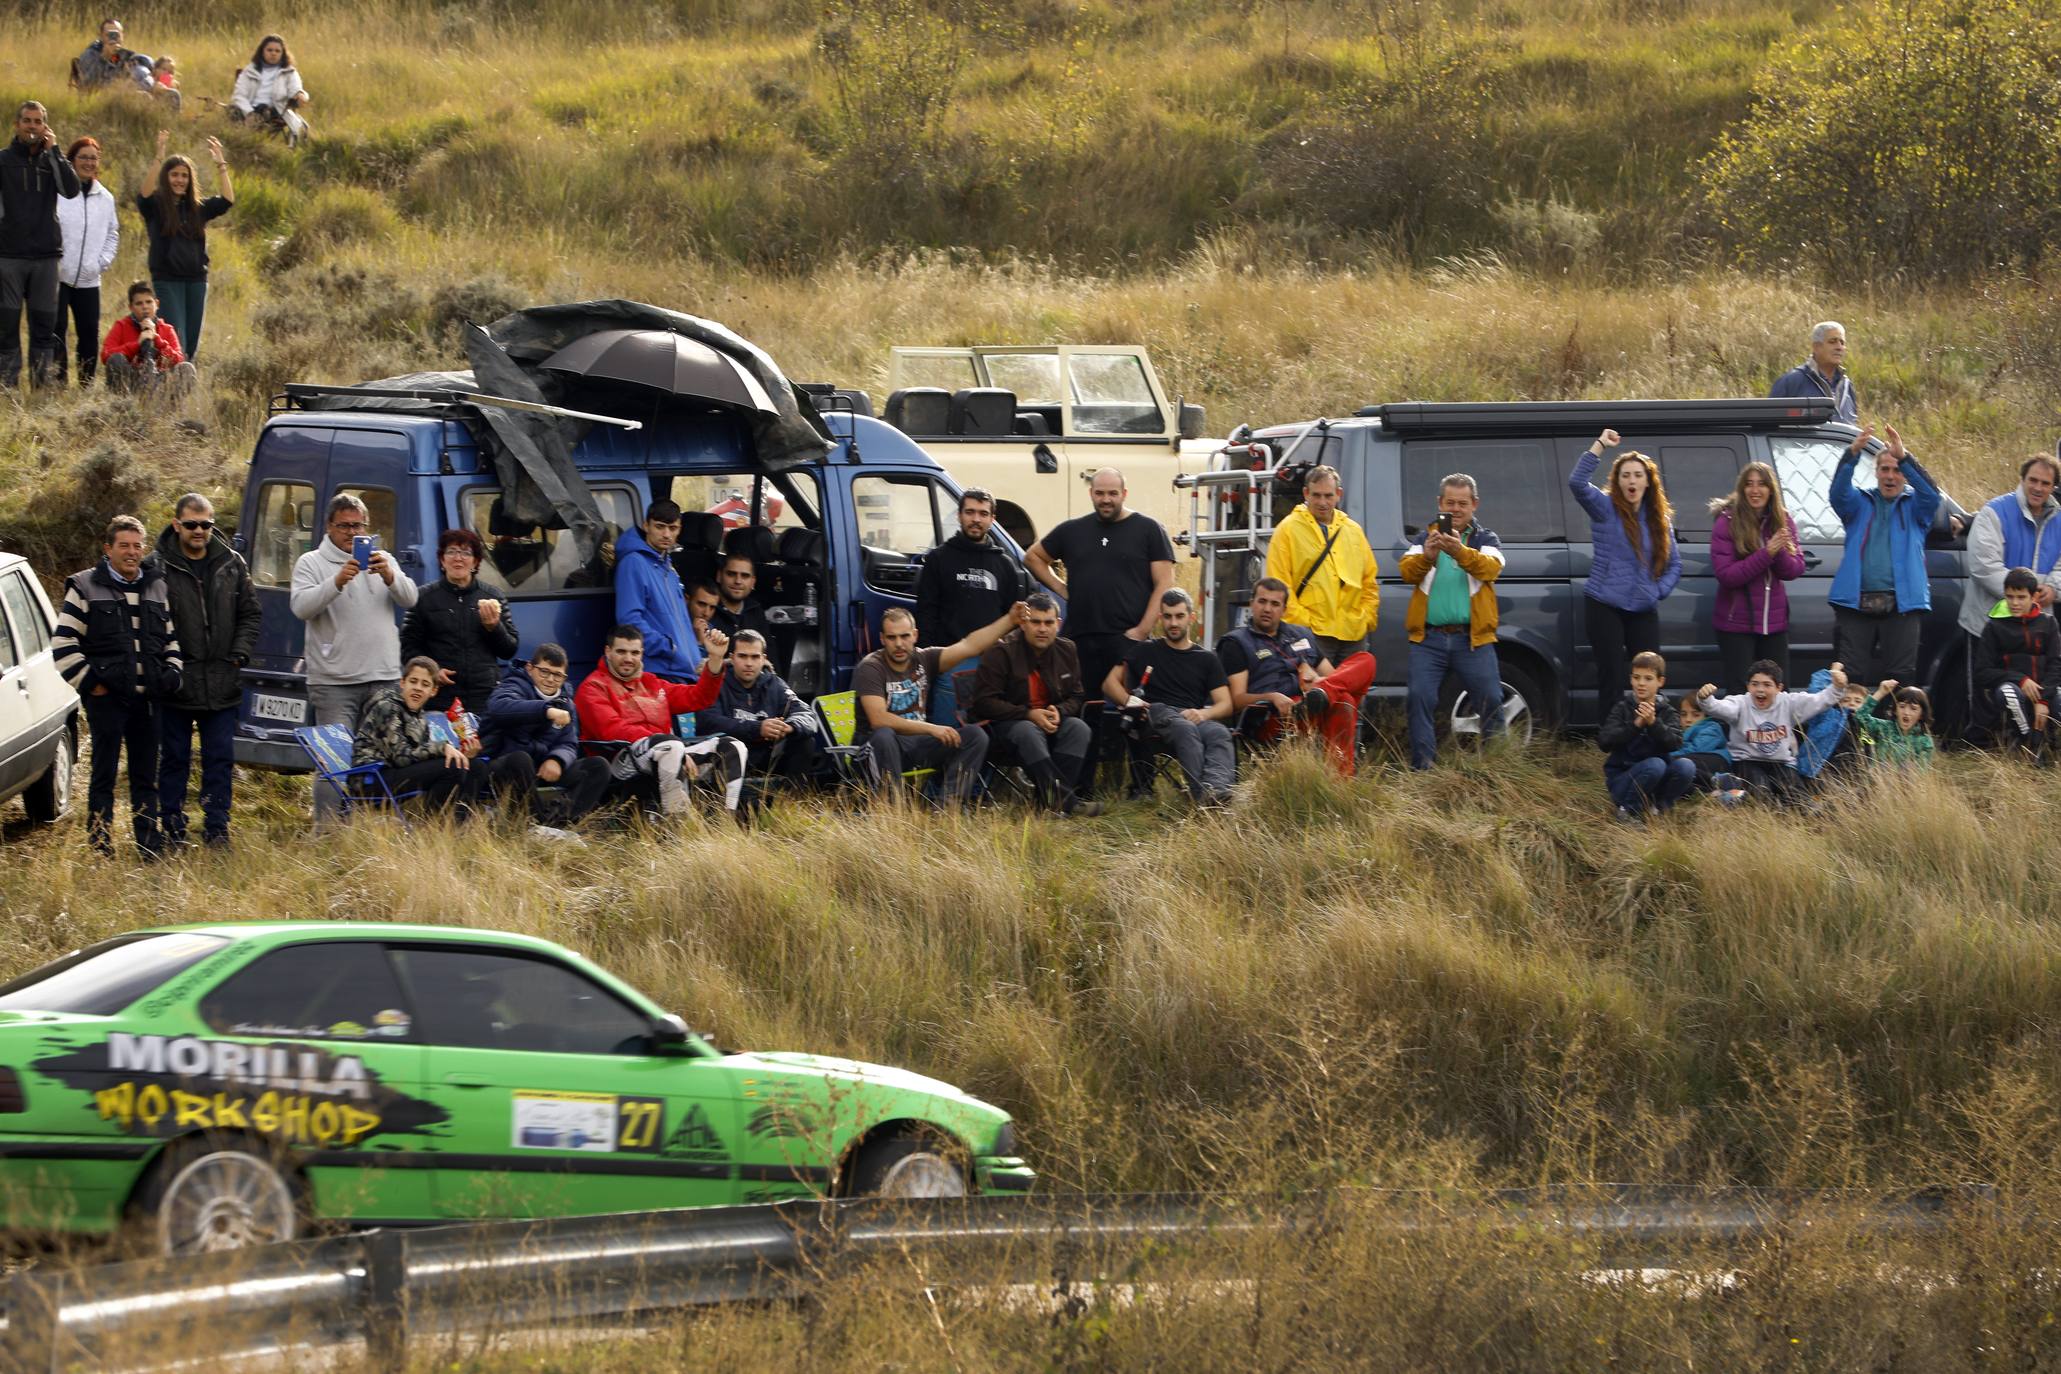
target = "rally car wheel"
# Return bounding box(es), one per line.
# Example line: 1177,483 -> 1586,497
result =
851,1135 -> 968,1199
142,1138 -> 303,1255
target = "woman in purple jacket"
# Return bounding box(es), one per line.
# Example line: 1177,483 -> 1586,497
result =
1709,462 -> 1805,690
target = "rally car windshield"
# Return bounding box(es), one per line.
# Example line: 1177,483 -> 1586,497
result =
0,934 -> 231,1015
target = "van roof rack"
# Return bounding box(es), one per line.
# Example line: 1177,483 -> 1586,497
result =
272,384 -> 641,429
1353,398 -> 1838,434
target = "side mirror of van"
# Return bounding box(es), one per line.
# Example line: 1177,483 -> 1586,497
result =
1178,402 -> 1207,442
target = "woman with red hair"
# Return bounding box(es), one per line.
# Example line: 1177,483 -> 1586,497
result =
1569,428 -> 1683,705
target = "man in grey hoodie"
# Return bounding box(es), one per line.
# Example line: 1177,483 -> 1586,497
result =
290,492 -> 420,822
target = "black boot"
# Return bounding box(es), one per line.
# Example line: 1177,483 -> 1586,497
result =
0,349 -> 20,388
28,349 -> 56,390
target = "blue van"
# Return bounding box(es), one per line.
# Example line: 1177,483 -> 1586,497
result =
232,396 -> 1008,770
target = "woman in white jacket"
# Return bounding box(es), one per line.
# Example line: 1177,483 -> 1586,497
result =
55,136 -> 120,385
230,34 -> 311,146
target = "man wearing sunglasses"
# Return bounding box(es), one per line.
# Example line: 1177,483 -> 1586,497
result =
152,492 -> 259,848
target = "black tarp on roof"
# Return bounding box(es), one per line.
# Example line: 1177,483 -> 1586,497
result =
297,300 -> 835,558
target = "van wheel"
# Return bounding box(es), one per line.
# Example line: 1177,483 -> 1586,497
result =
849,1133 -> 968,1199
134,1136 -> 303,1256
23,730 -> 74,823
1446,661 -> 1543,747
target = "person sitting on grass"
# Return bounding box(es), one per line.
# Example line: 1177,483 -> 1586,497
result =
1854,679 -> 1936,769
1104,588 -> 1236,807
1798,671 -> 1868,785
1694,658 -> 1848,805
352,656 -> 534,822
1973,566 -> 2061,761
99,280 -> 194,396
1598,651 -> 1696,821
1218,576 -> 1375,777
481,642 -> 615,829
574,622 -> 746,819
1671,690 -> 1735,794
695,628 -> 822,790
230,34 -> 312,145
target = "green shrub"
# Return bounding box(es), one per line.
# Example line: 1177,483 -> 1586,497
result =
274,185 -> 400,269
1700,0 -> 2061,280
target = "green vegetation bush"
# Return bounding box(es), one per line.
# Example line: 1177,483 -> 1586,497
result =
1700,0 -> 2061,279
272,185 -> 401,269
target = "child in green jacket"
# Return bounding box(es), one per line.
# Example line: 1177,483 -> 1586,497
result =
1855,680 -> 1935,767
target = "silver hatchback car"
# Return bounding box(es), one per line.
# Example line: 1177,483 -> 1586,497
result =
0,552 -> 79,822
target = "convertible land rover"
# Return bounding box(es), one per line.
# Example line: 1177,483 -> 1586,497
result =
0,923 -> 1031,1254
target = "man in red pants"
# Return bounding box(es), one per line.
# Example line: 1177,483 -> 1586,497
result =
1218,577 -> 1375,775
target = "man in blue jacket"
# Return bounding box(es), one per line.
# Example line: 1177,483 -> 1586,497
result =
1768,321 -> 1858,425
480,643 -> 613,826
1829,423 -> 1940,685
612,500 -> 705,682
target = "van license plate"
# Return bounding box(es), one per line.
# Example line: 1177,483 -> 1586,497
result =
252,693 -> 307,724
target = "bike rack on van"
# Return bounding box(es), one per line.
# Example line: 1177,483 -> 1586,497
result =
1172,418 -> 1330,648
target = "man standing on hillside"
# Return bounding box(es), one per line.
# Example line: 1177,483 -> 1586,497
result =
1024,468 -> 1176,796
613,500 -> 705,683
1263,463 -> 1379,666
1398,473 -> 1506,771
1956,453 -> 2061,706
154,493 -> 259,850
0,101 -> 83,389
1768,321 -> 1859,425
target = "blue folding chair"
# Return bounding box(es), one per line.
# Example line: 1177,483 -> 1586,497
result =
293,724 -> 426,820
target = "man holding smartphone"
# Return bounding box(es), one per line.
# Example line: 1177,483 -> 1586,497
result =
291,492 -> 420,825
1397,473 -> 1507,770
0,100 -> 83,389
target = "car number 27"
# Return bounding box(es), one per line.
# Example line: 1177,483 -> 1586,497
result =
618,1097 -> 663,1150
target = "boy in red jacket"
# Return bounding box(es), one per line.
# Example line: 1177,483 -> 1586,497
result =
101,281 -> 195,396
574,622 -> 747,815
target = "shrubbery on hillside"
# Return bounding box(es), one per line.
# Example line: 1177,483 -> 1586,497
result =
1702,0 -> 2061,279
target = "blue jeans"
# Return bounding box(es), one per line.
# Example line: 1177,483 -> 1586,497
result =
1606,756 -> 1697,813
152,278 -> 208,359
1406,632 -> 1503,770
159,704 -> 238,842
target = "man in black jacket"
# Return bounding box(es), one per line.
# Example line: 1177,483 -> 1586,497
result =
52,515 -> 182,857
1,101 -> 83,389
916,488 -> 1027,723
153,494 -> 260,849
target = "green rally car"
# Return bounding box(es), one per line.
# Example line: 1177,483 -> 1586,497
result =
0,923 -> 1033,1253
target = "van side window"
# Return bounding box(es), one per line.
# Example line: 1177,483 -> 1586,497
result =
1402,441 -> 1561,542
667,472 -> 818,536
853,474 -> 953,595
249,482 -> 316,588
1771,438 -> 1868,542
461,487 -> 640,597
1653,444 -> 1743,537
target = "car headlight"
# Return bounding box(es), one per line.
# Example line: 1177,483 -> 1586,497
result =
991,1122 -> 1017,1156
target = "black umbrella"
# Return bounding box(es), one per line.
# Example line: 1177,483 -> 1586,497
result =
541,328 -> 779,415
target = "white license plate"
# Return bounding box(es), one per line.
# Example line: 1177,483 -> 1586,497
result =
252,693 -> 307,724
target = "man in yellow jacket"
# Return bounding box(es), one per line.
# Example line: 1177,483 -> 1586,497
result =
1263,465 -> 1379,666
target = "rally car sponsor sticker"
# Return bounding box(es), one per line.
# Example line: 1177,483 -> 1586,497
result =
512,1090 -> 618,1152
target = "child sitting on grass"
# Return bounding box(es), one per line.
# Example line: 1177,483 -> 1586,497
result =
1598,651 -> 1697,820
1974,566 -> 2061,761
1672,691 -> 1736,793
1798,671 -> 1867,784
1854,679 -> 1935,767
1695,658 -> 1847,805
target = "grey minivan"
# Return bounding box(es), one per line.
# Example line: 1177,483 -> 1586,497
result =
1201,398 -> 1973,737
0,552 -> 79,822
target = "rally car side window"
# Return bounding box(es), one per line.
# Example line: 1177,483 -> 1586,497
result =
389,947 -> 653,1056
0,934 -> 230,1015
197,942 -> 415,1041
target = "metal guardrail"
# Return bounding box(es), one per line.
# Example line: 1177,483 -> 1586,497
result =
0,1187 -> 1989,1373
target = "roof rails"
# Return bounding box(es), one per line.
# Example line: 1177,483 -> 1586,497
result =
1354,398 -> 1838,434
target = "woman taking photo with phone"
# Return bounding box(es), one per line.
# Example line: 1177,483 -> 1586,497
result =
1570,428 -> 1682,703
1709,461 -> 1805,690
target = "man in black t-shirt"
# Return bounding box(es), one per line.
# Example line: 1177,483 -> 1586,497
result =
853,601 -> 1025,806
1025,467 -> 1176,797
1103,588 -> 1235,805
